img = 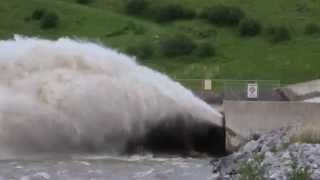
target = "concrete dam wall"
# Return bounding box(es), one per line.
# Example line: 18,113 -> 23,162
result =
224,100 -> 320,138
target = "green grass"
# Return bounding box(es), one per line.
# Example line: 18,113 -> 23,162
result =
1,0 -> 320,86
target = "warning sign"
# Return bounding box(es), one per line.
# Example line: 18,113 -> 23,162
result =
247,83 -> 258,98
204,80 -> 212,90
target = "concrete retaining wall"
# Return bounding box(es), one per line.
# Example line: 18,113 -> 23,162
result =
223,100 -> 320,138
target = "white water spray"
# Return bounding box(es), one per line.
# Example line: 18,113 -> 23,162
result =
0,36 -> 221,158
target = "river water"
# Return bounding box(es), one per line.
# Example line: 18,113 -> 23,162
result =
0,155 -> 214,180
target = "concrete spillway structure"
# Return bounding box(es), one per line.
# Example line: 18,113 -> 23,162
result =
223,100 -> 320,139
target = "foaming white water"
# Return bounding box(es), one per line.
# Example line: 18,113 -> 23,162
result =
0,36 -> 221,158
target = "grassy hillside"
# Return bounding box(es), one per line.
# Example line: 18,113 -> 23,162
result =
1,0 -> 320,85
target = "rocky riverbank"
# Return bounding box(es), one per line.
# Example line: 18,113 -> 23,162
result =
211,126 -> 320,179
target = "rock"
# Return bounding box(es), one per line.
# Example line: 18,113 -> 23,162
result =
242,140 -> 260,153
211,126 -> 320,180
225,128 -> 245,153
312,170 -> 320,180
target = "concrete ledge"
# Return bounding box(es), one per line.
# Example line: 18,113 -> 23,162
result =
223,100 -> 320,138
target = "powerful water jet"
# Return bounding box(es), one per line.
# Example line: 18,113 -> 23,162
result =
0,36 -> 224,158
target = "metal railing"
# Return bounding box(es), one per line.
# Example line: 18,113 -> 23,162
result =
175,78 -> 283,101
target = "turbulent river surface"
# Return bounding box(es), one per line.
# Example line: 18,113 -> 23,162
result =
0,156 -> 213,180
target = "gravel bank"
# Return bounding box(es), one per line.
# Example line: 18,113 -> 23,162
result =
211,126 -> 320,180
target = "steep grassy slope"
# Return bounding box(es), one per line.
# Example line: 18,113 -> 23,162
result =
1,0 -> 320,84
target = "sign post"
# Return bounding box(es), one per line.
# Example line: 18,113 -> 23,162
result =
247,83 -> 258,99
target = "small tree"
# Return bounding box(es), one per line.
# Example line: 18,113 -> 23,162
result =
40,12 -> 60,29
31,8 -> 46,20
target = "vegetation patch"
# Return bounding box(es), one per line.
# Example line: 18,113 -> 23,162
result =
239,154 -> 265,180
266,25 -> 291,43
291,122 -> 320,144
127,41 -> 154,60
200,5 -> 245,26
28,9 -> 60,29
125,0 -> 149,16
31,8 -> 46,20
160,34 -> 196,57
5,0 -> 320,82
238,18 -> 262,37
195,42 -> 216,58
152,4 -> 196,23
106,21 -> 145,37
76,0 -> 95,5
288,161 -> 312,180
40,12 -> 60,29
305,23 -> 320,35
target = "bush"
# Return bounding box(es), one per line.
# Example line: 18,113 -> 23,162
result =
40,12 -> 60,29
238,18 -> 262,36
266,25 -> 291,43
125,0 -> 148,15
127,42 -> 154,59
195,42 -> 216,57
305,23 -> 320,35
153,4 -> 196,23
160,34 -> 196,57
76,0 -> 95,5
200,5 -> 245,26
31,8 -> 45,20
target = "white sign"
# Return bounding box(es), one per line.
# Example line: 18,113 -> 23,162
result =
247,83 -> 258,98
204,80 -> 212,90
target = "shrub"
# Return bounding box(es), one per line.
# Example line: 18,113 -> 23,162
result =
266,25 -> 291,43
76,0 -> 95,5
153,4 -> 196,23
238,18 -> 262,36
305,23 -> 320,35
125,0 -> 148,15
31,8 -> 46,20
160,34 -> 196,57
195,42 -> 216,57
40,12 -> 60,29
127,42 -> 154,59
200,5 -> 245,26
